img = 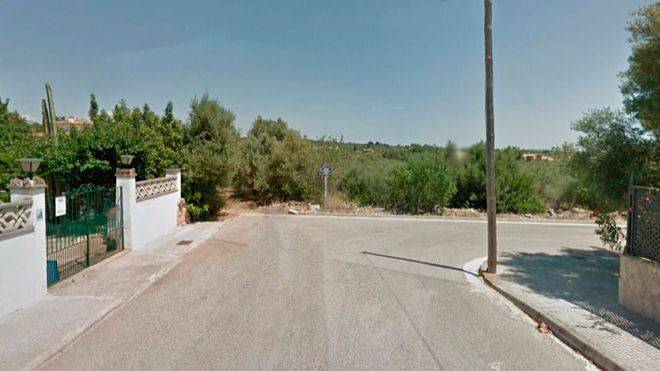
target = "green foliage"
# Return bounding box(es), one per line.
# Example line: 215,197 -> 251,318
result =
339,167 -> 389,207
569,108 -> 656,211
0,98 -> 38,201
234,117 -> 316,203
37,101 -> 186,193
387,154 -> 457,214
621,3 -> 660,137
522,159 -> 578,209
595,213 -> 624,251
183,94 -> 239,221
450,143 -> 545,213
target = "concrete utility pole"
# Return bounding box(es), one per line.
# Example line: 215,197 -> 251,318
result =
484,0 -> 498,273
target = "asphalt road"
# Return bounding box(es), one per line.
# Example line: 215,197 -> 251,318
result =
41,214 -> 599,370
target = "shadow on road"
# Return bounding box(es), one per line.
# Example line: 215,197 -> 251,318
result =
498,247 -> 660,349
362,251 -> 478,277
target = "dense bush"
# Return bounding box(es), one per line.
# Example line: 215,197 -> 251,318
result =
234,117 -> 317,203
450,143 -> 545,213
521,144 -> 581,210
387,154 -> 456,213
340,166 -> 389,207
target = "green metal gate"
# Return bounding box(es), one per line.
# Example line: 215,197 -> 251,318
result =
45,186 -> 124,285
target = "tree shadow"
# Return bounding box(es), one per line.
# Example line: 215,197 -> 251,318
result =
499,247 -> 659,349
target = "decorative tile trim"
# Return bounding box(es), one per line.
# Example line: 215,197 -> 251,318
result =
0,200 -> 34,239
136,176 -> 178,202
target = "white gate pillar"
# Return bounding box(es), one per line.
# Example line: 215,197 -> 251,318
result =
116,168 -> 136,250
0,178 -> 47,316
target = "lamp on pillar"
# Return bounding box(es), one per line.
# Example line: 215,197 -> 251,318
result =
117,154 -> 135,177
11,158 -> 46,189
120,154 -> 134,167
18,158 -> 42,178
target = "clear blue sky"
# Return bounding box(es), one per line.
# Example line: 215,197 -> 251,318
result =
0,0 -> 650,148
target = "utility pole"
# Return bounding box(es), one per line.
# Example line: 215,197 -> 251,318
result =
484,0 -> 497,273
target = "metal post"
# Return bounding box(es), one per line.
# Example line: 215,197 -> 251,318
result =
625,174 -> 633,250
485,0 -> 498,273
323,175 -> 328,209
118,187 -> 124,250
85,228 -> 91,267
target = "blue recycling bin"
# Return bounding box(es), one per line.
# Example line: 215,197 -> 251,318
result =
46,260 -> 60,285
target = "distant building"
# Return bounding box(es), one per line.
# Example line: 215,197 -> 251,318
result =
56,116 -> 91,131
523,153 -> 554,162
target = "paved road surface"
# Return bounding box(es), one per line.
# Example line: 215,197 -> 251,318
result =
41,214 -> 599,370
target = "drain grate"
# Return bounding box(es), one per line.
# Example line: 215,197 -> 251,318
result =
176,240 -> 193,246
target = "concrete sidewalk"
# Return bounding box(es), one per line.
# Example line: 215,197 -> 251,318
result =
0,221 -> 224,370
482,247 -> 660,370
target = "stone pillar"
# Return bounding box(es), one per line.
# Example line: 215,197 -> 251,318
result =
116,168 -> 136,250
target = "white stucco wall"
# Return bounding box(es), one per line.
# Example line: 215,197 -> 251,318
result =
117,169 -> 181,251
132,191 -> 179,250
0,187 -> 47,319
0,231 -> 44,318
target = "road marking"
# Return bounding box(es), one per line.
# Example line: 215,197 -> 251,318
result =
243,212 -> 598,228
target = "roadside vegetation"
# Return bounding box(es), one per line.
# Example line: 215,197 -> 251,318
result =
0,3 -> 657,221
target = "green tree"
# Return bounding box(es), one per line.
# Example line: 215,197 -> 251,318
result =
113,99 -> 129,121
89,94 -> 99,121
164,101 -> 174,123
0,98 -> 38,201
234,117 -> 316,203
621,2 -> 660,136
569,108 -> 655,211
183,94 -> 239,220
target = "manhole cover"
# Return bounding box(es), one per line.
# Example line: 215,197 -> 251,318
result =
176,240 -> 193,246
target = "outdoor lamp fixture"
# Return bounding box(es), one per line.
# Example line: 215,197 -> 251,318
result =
17,158 -> 42,177
120,154 -> 134,167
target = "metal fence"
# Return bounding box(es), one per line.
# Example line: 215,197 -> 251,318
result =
45,186 -> 124,285
626,186 -> 660,262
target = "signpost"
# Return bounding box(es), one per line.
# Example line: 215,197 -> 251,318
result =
318,166 -> 334,209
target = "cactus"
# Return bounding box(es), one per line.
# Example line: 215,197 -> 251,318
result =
41,98 -> 50,134
41,83 -> 57,139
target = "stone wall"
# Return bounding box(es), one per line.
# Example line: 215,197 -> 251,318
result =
619,254 -> 660,322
